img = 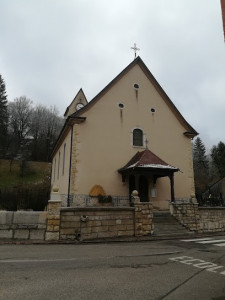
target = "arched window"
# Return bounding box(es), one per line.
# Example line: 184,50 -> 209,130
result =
62,143 -> 66,176
133,128 -> 143,146
57,152 -> 60,180
53,158 -> 56,182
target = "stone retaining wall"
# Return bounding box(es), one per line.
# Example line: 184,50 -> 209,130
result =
0,200 -> 154,241
0,211 -> 47,240
171,199 -> 225,233
60,207 -> 135,240
60,202 -> 154,241
199,208 -> 225,232
170,199 -> 200,232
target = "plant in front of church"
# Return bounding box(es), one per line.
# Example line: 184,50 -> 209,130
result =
98,195 -> 112,203
88,185 -> 112,204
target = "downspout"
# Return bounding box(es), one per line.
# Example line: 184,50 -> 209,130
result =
169,173 -> 175,202
67,124 -> 74,207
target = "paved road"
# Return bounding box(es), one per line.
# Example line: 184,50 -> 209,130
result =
1,236 -> 225,300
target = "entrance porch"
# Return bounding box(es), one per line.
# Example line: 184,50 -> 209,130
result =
118,149 -> 179,210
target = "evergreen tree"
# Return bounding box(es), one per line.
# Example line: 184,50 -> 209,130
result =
193,137 -> 209,196
211,141 -> 225,178
193,137 -> 209,172
0,74 -> 8,157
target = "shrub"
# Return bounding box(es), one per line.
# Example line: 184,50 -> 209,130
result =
98,195 -> 112,203
0,184 -> 50,211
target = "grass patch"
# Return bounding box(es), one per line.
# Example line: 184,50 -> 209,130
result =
0,160 -> 51,188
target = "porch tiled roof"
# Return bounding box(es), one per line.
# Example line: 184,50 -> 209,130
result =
118,149 -> 179,172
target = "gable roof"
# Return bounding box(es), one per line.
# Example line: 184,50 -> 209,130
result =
73,56 -> 198,137
64,88 -> 88,117
118,149 -> 179,173
50,56 -> 198,160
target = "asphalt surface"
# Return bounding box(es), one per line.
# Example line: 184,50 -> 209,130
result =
1,236 -> 225,300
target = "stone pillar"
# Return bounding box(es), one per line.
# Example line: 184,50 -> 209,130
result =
132,191 -> 153,236
131,190 -> 140,204
45,200 -> 61,241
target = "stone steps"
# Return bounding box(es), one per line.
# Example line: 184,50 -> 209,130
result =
153,211 -> 193,237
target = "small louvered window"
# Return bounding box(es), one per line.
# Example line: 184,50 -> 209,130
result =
133,129 -> 143,146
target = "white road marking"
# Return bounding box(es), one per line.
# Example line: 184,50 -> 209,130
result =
169,255 -> 225,276
0,258 -> 80,263
181,237 -> 225,247
197,239 -> 225,244
207,266 -> 224,272
214,242 -> 225,247
181,238 -> 212,242
193,262 -> 218,268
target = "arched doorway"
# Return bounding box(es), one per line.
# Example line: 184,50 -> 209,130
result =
139,175 -> 149,202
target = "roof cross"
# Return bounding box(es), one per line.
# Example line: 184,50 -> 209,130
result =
131,43 -> 140,58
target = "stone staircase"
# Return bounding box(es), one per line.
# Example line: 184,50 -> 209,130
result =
153,211 -> 194,237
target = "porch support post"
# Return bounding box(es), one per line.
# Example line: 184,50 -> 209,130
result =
169,173 -> 175,202
134,174 -> 138,190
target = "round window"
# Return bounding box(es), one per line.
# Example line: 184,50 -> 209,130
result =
118,103 -> 125,109
150,108 -> 156,113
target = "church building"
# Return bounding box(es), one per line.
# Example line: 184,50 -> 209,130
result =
50,56 -> 198,211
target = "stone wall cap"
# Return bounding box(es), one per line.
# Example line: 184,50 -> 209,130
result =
60,207 -> 135,212
199,207 -> 225,211
134,202 -> 153,204
48,200 -> 62,203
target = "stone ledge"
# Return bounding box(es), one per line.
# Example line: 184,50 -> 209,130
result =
199,207 -> 225,211
61,207 -> 135,212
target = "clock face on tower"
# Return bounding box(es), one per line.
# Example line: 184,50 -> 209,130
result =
76,103 -> 84,111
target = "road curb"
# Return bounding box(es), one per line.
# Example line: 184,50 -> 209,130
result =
0,232 -> 225,245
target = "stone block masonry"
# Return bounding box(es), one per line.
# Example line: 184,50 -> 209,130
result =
60,202 -> 154,241
171,198 -> 225,233
170,199 -> 200,232
60,207 -> 135,241
0,200 -> 154,242
45,200 -> 61,241
0,211 -> 47,240
134,202 -> 153,236
199,208 -> 225,233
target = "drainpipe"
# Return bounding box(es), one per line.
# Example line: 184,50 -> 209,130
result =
169,173 -> 175,202
67,124 -> 74,207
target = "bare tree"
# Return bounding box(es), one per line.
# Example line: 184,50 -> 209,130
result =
30,105 -> 64,161
8,97 -> 33,174
8,96 -> 33,145
7,98 -> 64,163
43,106 -> 64,161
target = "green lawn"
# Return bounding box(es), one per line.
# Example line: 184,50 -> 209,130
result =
0,160 -> 51,189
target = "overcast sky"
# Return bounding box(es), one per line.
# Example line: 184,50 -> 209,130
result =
0,0 -> 225,150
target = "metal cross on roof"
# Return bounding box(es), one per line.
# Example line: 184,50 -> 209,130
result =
131,43 -> 140,58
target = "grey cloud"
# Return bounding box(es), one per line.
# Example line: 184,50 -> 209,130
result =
0,0 -> 224,149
